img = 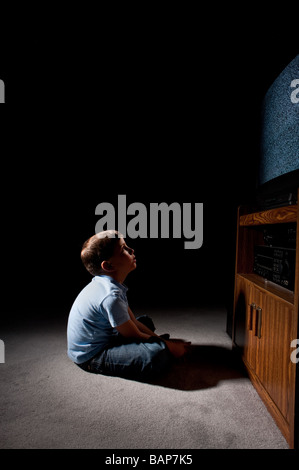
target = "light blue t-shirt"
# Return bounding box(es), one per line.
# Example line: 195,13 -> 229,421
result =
67,275 -> 130,364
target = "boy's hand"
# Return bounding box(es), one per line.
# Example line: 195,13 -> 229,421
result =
164,339 -> 191,358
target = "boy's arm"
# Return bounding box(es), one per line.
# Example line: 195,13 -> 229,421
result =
127,307 -> 191,358
116,319 -> 152,340
127,307 -> 160,338
116,308 -> 158,341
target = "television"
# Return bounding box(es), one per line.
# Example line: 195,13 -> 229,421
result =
257,54 -> 299,209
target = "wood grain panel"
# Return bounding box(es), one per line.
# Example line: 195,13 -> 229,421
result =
240,205 -> 297,226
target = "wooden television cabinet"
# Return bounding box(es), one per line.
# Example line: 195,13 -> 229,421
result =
232,189 -> 299,448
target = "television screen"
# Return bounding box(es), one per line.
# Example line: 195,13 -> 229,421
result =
259,54 -> 299,187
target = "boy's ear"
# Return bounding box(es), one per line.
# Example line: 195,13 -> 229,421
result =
101,260 -> 114,272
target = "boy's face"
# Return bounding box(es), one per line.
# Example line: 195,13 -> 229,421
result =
108,238 -> 136,276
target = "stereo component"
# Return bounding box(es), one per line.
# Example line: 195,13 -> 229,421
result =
253,245 -> 296,291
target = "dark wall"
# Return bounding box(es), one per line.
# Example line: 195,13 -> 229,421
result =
1,41 -> 297,323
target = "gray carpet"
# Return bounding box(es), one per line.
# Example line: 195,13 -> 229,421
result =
0,307 -> 289,449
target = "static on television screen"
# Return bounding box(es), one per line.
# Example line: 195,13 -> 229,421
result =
259,54 -> 299,186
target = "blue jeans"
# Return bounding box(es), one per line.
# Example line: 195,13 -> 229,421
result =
77,315 -> 173,380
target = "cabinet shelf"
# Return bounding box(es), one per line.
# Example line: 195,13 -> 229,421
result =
240,205 -> 297,226
237,273 -> 294,305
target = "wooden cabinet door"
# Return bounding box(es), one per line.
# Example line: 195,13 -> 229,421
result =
244,283 -> 262,372
233,276 -> 248,351
234,276 -> 258,371
255,294 -> 294,424
234,277 -> 295,426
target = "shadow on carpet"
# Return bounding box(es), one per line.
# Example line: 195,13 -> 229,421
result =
148,345 -> 246,391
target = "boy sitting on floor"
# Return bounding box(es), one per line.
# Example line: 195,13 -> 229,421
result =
67,230 -> 190,380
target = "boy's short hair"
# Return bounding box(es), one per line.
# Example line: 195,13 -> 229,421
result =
81,230 -> 122,276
